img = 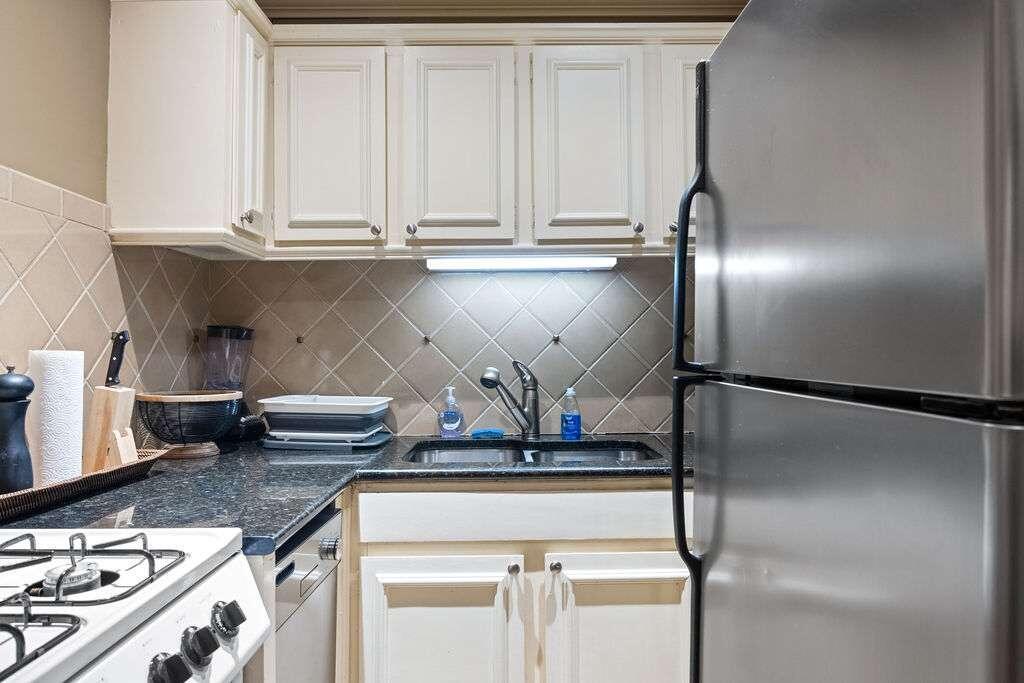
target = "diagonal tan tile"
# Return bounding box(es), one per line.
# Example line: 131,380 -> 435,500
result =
138,343 -> 179,392
0,285 -> 52,370
88,257 -> 129,328
270,345 -> 332,394
161,305 -> 195,375
301,261 -> 361,303
618,257 -> 674,302
21,242 -> 81,327
366,260 -> 424,304
529,342 -> 585,397
463,280 -> 519,335
559,269 -> 617,303
401,404 -> 440,436
495,272 -> 553,304
270,279 -> 324,336
0,200 -> 54,274
559,309 -> 616,368
379,373 -> 427,434
398,343 -> 458,402
0,253 -> 15,298
250,311 -> 295,368
398,278 -> 453,336
591,341 -> 647,397
336,343 -> 391,395
304,312 -> 360,369
622,308 -> 673,366
432,310 -> 489,369
209,277 -> 263,327
429,373 -> 490,430
495,310 -> 550,364
623,372 -> 673,431
432,272 -> 488,305
526,278 -> 585,334
334,285 -> 390,337
139,268 -> 176,333
464,342 -> 516,392
179,273 -> 209,330
57,295 -> 112,372
590,275 -> 647,334
125,299 -> 158,362
157,250 -> 198,294
366,311 -> 422,369
113,246 -> 158,293
238,261 -> 298,304
248,373 -> 286,404
595,404 -> 645,434
57,221 -> 111,285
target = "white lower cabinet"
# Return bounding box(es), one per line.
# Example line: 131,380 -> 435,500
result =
360,554 -> 526,683
544,551 -> 690,683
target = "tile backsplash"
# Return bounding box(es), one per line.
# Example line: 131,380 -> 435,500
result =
208,257 -> 692,436
0,166 -> 208,421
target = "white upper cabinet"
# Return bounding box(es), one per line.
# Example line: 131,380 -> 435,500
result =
274,46 -> 387,242
233,13 -> 269,239
660,43 -> 718,244
107,0 -> 271,258
531,46 -> 647,241
399,46 -> 517,242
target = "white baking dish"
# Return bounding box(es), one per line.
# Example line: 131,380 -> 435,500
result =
257,395 -> 393,415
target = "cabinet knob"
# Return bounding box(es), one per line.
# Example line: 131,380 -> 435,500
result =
549,561 -> 562,573
369,224 -> 381,237
507,563 -> 520,576
633,222 -> 645,234
239,209 -> 255,225
406,223 -> 418,236
668,222 -> 679,233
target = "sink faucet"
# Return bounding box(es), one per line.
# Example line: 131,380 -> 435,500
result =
479,361 -> 540,440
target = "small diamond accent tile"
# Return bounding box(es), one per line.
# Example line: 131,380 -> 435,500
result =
591,341 -> 647,397
432,310 -> 489,369
463,281 -> 519,335
366,311 -> 423,368
530,342 -> 585,397
559,309 -> 616,367
398,278 -> 453,336
622,308 -> 673,366
337,343 -> 391,395
526,278 -> 585,333
399,344 -> 458,401
495,310 -> 550,364
366,260 -> 424,304
590,276 -> 648,334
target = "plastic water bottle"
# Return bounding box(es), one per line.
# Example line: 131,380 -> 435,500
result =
560,387 -> 582,440
437,386 -> 464,438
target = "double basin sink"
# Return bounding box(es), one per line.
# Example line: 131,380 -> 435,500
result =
404,439 -> 662,465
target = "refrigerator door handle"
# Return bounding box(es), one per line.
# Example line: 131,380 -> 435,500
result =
673,374 -> 717,683
674,60 -> 713,373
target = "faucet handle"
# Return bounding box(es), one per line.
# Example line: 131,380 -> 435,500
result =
511,360 -> 537,389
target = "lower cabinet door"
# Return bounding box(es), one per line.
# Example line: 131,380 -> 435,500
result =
360,554 -> 526,683
544,551 -> 691,683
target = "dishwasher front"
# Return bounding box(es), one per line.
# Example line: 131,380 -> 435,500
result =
275,509 -> 343,683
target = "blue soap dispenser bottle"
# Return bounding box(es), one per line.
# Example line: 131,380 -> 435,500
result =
437,386 -> 464,438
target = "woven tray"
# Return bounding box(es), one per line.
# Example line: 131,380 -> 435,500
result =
0,448 -> 167,524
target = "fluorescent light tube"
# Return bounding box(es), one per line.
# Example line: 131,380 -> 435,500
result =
425,256 -> 617,272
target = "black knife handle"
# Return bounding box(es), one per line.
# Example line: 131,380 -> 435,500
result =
105,331 -> 131,387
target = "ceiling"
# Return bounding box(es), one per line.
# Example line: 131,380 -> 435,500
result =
255,0 -> 746,22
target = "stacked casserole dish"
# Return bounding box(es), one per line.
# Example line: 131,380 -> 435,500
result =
258,396 -> 393,451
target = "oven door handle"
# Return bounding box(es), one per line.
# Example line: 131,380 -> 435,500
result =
275,561 -> 295,587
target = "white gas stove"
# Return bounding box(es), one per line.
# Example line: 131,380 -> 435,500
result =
0,528 -> 270,682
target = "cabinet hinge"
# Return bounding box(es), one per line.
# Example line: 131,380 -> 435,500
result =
529,54 -> 534,85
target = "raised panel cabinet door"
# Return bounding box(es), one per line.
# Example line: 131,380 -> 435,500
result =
274,46 -> 386,242
544,551 -> 690,683
360,554 -> 527,683
232,12 -> 269,239
401,46 -> 517,241
661,43 -> 718,243
532,46 -> 646,240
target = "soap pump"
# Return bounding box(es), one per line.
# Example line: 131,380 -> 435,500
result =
437,386 -> 464,439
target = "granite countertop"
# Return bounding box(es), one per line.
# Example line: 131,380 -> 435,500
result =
6,433 -> 685,556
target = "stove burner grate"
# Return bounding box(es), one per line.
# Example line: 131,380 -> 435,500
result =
0,592 -> 81,681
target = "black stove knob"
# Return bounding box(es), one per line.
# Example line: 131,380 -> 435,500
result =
211,599 -> 246,638
182,625 -> 219,667
149,652 -> 192,683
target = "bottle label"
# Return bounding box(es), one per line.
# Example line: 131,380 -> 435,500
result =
561,413 -> 582,440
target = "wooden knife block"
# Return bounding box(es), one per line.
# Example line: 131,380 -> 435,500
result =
83,385 -> 138,473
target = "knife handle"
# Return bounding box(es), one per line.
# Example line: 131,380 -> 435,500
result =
105,331 -> 131,387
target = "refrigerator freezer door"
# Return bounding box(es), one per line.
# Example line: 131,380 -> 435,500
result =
688,381 -> 1024,683
692,0 -> 1024,399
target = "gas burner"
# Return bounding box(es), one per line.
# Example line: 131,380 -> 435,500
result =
0,532 -> 186,605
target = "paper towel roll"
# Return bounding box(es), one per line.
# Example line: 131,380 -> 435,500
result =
27,350 -> 84,485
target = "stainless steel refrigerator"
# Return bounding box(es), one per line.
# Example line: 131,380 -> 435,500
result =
670,1 -> 1024,681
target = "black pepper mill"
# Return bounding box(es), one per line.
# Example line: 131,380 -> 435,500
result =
0,366 -> 34,493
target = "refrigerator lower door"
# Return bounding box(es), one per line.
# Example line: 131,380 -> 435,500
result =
689,381 -> 1024,683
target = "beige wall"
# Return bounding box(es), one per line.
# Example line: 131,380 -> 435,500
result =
0,0 -> 110,201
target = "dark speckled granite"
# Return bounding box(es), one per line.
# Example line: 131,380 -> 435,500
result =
6,433 -> 689,556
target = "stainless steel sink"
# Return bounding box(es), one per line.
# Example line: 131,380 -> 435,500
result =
403,441 -> 662,464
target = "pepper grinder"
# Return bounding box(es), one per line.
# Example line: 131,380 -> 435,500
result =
0,366 -> 34,493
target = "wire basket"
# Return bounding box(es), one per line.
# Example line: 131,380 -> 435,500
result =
135,391 -> 243,458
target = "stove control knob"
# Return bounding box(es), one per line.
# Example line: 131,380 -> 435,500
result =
149,652 -> 192,683
212,599 -> 246,638
182,625 -> 219,667
319,536 -> 342,560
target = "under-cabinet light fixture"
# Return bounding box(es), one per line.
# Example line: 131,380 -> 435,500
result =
425,256 -> 617,272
